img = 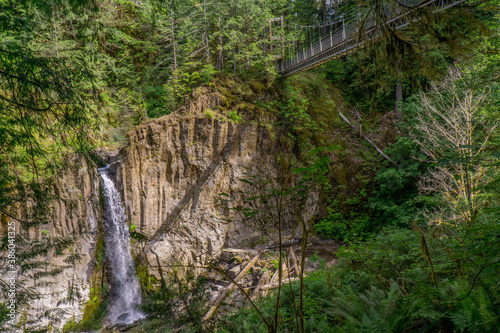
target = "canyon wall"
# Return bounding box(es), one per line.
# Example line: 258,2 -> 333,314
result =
0,157 -> 100,330
115,107 -> 276,279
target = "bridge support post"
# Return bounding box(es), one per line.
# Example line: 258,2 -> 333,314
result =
342,17 -> 346,40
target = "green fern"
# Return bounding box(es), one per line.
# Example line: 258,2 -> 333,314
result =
446,282 -> 499,333
322,283 -> 440,332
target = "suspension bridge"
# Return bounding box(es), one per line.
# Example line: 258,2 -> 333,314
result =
277,0 -> 488,77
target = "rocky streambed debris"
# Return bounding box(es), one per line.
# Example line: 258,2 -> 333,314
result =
201,240 -> 340,322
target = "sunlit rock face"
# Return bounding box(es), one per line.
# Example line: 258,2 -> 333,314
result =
43,160 -> 100,328
115,109 -> 276,280
0,158 -> 100,331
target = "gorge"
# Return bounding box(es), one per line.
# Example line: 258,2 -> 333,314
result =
1,0 -> 498,332
1,99 -> 282,330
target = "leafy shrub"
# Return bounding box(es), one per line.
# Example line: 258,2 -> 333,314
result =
314,190 -> 372,242
205,110 -> 215,119
227,110 -> 242,123
200,64 -> 217,83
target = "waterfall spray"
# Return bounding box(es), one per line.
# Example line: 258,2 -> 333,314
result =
100,169 -> 144,325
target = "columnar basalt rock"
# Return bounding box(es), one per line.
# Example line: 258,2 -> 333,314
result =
0,157 -> 100,330
40,159 -> 100,327
115,113 -> 276,279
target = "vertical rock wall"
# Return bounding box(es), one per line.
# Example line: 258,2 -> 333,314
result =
115,113 -> 276,278
0,157 -> 100,330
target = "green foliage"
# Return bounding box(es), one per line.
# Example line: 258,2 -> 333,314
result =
0,17 -> 99,223
314,190 -> 373,242
322,283 -> 440,333
276,72 -> 344,158
0,304 -> 9,325
147,63 -> 219,119
443,281 -> 499,333
205,109 -> 216,119
333,224 -> 500,332
140,270 -> 210,331
227,110 -> 242,123
275,86 -> 320,141
368,136 -> 429,226
324,55 -> 410,113
200,64 -> 217,83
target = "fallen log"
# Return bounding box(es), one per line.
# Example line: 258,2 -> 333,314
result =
289,247 -> 300,276
263,260 -> 287,297
260,277 -> 300,291
202,251 -> 262,322
250,270 -> 270,301
222,248 -> 259,255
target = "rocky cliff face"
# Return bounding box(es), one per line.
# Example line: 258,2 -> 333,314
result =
114,111 -> 276,279
39,159 -> 100,325
0,157 -> 100,330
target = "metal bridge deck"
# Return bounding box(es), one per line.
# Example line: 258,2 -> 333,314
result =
279,0 -> 478,77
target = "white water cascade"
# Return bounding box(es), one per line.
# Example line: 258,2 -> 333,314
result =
99,170 -> 145,325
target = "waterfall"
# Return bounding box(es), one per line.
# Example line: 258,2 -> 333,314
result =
99,170 -> 144,325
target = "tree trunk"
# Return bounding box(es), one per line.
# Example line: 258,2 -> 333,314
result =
395,63 -> 403,120
203,0 -> 210,62
233,0 -> 237,71
395,81 -> 403,119
281,16 -> 285,66
218,16 -> 223,70
171,10 -> 177,70
269,20 -> 274,63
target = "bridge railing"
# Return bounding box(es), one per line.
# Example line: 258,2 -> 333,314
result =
279,0 -> 471,76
